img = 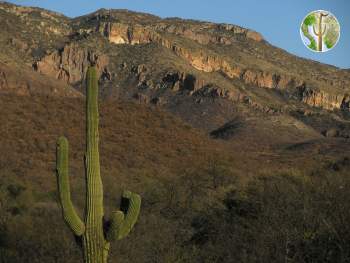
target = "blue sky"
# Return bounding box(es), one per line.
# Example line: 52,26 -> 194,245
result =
7,0 -> 350,68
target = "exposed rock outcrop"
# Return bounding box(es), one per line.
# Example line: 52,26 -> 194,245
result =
4,3 -> 342,113
193,84 -> 242,101
297,86 -> 348,110
154,22 -> 264,44
0,62 -> 80,97
97,22 -> 303,91
97,17 -> 264,46
34,43 -> 109,84
98,22 -> 155,45
162,71 -> 205,93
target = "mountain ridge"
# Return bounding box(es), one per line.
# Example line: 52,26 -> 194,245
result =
1,1 -> 350,144
1,1 -> 349,114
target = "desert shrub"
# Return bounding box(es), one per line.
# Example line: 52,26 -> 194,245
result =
1,94 -> 349,263
2,154 -> 350,263
188,171 -> 350,263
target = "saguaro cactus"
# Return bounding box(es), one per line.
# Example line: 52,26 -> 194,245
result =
313,12 -> 328,51
56,66 -> 141,263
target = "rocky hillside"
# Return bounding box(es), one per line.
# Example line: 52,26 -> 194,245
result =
1,1 -> 350,155
1,2 -> 349,111
2,3 -> 350,262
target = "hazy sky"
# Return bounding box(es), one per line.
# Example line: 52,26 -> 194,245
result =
7,0 -> 350,68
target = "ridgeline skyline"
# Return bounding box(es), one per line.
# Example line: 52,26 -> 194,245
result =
6,0 -> 350,68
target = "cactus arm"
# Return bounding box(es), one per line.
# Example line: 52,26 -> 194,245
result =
106,190 -> 141,241
56,136 -> 85,236
313,25 -> 319,36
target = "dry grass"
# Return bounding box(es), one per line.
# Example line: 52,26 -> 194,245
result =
1,94 -> 350,262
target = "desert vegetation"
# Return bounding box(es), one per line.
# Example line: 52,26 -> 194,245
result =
1,2 -> 350,262
1,155 -> 350,262
0,92 -> 349,262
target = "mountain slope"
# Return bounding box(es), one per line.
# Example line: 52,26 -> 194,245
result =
2,2 -> 350,262
1,2 -> 350,111
1,1 -> 350,169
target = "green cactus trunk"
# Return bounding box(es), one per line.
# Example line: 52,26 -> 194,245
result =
83,67 -> 106,263
56,66 -> 141,263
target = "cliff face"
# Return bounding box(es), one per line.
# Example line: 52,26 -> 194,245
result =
97,20 -> 263,46
97,21 -> 348,110
34,43 -> 109,84
27,13 -> 350,111
298,86 -> 348,110
1,2 -> 350,117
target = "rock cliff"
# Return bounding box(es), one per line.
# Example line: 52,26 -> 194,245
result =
1,2 -> 350,114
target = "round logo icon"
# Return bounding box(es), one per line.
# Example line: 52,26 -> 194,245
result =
300,10 -> 340,52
